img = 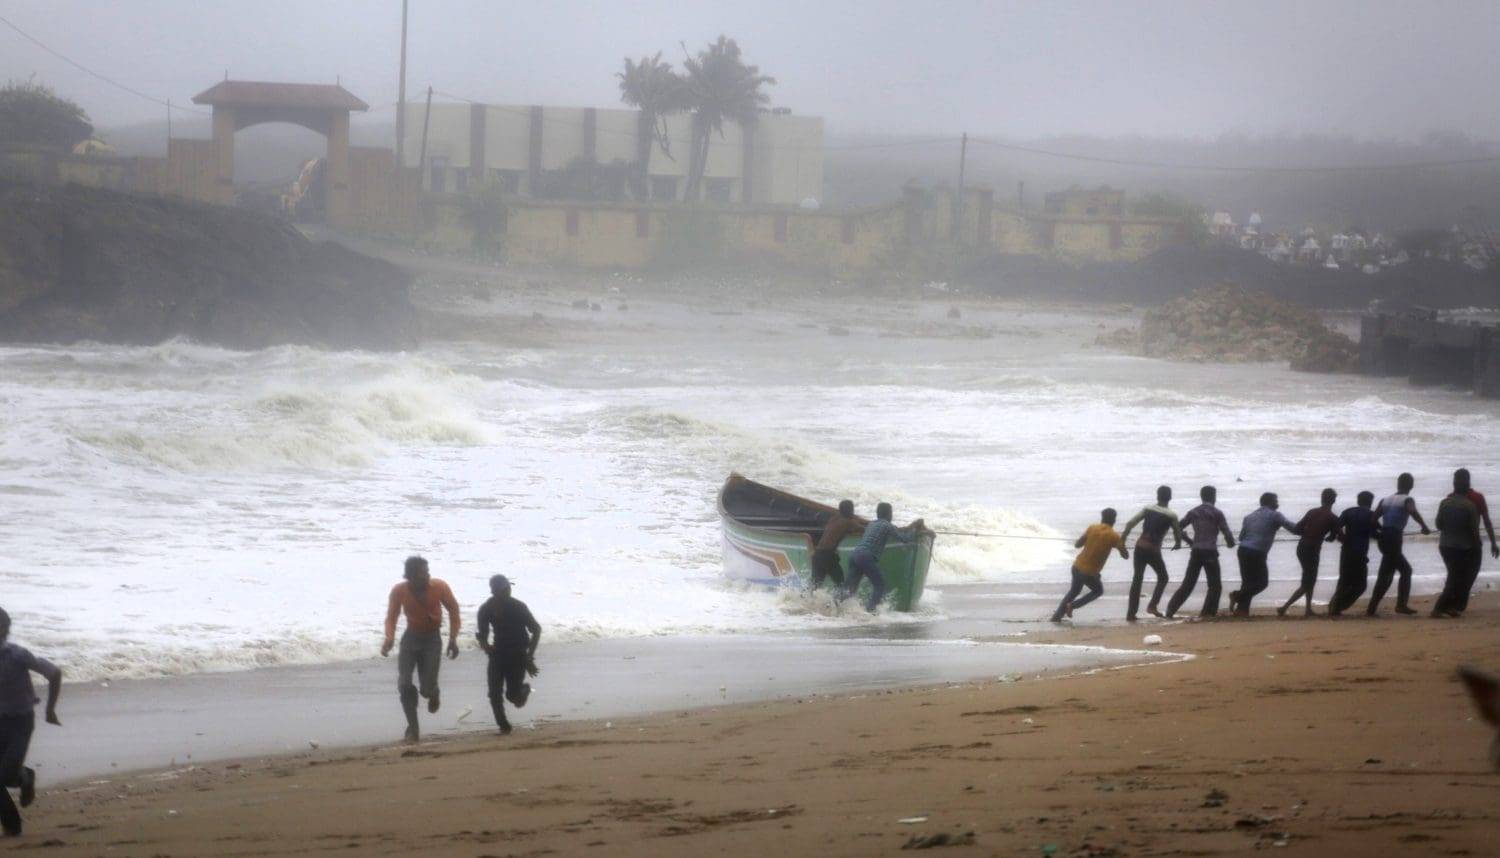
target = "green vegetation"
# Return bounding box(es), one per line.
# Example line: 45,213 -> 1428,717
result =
0,79 -> 93,150
681,36 -> 775,201
616,52 -> 690,199
1131,192 -> 1208,245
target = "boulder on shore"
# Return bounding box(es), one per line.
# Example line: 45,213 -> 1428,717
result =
0,180 -> 416,350
1098,281 -> 1358,372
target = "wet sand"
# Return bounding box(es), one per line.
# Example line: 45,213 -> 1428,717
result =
18,596 -> 1498,856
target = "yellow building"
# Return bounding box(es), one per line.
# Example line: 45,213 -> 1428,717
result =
401,102 -> 823,206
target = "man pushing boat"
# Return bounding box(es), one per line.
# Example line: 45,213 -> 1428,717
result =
837,502 -> 924,613
810,500 -> 864,592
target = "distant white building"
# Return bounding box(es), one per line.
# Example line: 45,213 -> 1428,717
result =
399,101 -> 823,205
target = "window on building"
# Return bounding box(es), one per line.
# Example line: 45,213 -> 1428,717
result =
453,168 -> 468,194
650,176 -> 677,201
774,213 -> 788,243
429,157 -> 449,193
841,218 -> 855,245
635,211 -> 650,239
566,209 -> 580,236
705,178 -> 733,203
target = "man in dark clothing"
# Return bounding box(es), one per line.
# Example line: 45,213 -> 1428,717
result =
1328,491 -> 1379,615
0,608 -> 62,838
1279,488 -> 1342,617
1368,473 -> 1431,616
837,502 -> 924,613
810,500 -> 863,591
475,575 -> 542,735
1164,486 -> 1236,618
1445,468 -> 1497,615
1433,474 -> 1483,618
1119,485 -> 1185,621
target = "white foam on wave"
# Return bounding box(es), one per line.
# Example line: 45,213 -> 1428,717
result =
77,367 -> 489,472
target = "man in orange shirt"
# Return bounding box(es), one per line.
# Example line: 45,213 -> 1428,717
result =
1050,508 -> 1129,623
381,556 -> 461,743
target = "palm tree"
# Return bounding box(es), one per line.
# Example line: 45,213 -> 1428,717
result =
616,52 -> 687,200
681,36 -> 775,202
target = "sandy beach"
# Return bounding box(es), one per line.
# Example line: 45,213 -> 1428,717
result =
16,594 -> 1496,856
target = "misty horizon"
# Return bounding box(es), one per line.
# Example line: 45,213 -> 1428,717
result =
5,0 -> 1500,144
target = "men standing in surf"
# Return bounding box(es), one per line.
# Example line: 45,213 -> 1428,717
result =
1164,486 -> 1236,618
1050,508 -> 1129,623
810,500 -> 863,592
1118,486 -> 1185,621
1366,473 -> 1430,616
381,556 -> 461,743
837,502 -> 923,613
1439,468 -> 1499,617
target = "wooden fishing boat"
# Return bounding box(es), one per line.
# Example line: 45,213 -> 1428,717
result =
717,473 -> 934,611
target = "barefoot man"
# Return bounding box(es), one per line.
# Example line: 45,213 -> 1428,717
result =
1050,508 -> 1129,623
0,607 -> 62,838
381,556 -> 461,743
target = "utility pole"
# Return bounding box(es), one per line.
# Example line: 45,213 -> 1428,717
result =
951,132 -> 967,286
418,85 -> 433,188
954,132 -> 967,241
396,0 -> 408,168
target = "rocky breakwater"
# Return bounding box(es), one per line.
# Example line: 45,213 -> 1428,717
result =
1098,282 -> 1358,372
0,180 -> 416,349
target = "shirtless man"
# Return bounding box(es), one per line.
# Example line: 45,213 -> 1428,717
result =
810,500 -> 863,591
1119,485 -> 1185,621
381,556 -> 461,743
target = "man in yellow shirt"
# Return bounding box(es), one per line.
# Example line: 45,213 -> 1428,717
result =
1050,509 -> 1129,623
381,556 -> 461,743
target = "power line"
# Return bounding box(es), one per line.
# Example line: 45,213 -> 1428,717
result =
0,12 -> 209,116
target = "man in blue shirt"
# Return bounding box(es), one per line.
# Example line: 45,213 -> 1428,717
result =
1232,492 -> 1297,616
0,608 -> 62,838
837,502 -> 924,613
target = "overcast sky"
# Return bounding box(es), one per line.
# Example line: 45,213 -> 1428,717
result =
3,0 -> 1498,141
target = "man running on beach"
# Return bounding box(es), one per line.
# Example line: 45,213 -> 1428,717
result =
1328,491 -> 1379,616
1231,492 -> 1296,616
810,500 -> 863,592
837,502 -> 923,613
1050,508 -> 1128,623
1164,486 -> 1236,619
1433,469 -> 1488,618
1367,473 -> 1430,616
1444,468 -> 1498,616
381,556 -> 461,743
0,608 -> 62,838
1279,488 -> 1342,617
1119,485 -> 1185,621
475,574 -> 541,736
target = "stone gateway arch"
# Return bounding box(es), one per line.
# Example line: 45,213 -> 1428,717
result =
192,80 -> 369,227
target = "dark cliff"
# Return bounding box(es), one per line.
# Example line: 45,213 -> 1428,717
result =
0,180 -> 416,350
